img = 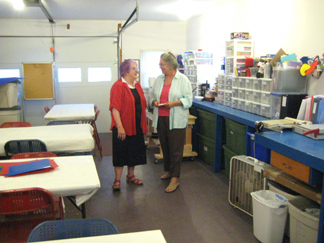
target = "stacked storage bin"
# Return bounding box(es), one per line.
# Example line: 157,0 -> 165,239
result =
231,76 -> 273,118
197,108 -> 216,166
216,74 -> 225,105
270,67 -> 307,119
0,78 -> 21,125
216,74 -> 233,107
222,117 -> 246,177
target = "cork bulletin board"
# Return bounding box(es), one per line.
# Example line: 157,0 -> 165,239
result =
23,63 -> 54,100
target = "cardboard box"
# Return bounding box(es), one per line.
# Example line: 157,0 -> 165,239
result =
270,48 -> 286,66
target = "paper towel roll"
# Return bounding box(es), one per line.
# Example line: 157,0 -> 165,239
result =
149,77 -> 155,88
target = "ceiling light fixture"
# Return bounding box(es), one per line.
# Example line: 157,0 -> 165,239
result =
11,0 -> 24,10
23,0 -> 55,23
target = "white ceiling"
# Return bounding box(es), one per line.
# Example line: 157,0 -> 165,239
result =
0,0 -> 232,22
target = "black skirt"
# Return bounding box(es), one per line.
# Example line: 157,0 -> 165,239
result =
112,88 -> 147,167
112,126 -> 147,167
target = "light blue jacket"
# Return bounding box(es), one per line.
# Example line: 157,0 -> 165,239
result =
150,70 -> 192,129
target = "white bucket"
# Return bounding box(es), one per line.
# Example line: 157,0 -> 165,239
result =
251,190 -> 288,243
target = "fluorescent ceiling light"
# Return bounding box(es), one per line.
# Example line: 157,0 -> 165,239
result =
11,0 -> 24,10
158,0 -> 212,20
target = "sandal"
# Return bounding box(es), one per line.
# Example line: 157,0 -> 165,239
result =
165,182 -> 179,193
112,180 -> 121,191
160,172 -> 171,180
126,175 -> 143,185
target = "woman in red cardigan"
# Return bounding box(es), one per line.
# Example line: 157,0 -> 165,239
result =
109,59 -> 147,191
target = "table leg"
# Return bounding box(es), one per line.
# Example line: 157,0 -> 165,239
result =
66,196 -> 86,218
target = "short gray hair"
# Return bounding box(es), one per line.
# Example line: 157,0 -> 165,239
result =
161,52 -> 178,70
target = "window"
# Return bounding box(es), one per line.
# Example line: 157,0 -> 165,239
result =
141,50 -> 166,88
0,69 -> 20,78
88,67 -> 112,82
58,68 -> 81,83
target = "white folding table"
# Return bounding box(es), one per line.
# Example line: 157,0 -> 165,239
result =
0,124 -> 94,157
44,104 -> 95,122
34,230 -> 167,243
0,155 -> 100,218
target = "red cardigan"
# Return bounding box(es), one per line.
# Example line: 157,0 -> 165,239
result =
109,78 -> 147,136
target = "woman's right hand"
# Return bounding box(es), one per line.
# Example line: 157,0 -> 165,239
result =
117,126 -> 126,140
153,100 -> 160,107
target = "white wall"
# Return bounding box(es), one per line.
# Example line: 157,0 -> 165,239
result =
186,0 -> 324,96
0,19 -> 186,132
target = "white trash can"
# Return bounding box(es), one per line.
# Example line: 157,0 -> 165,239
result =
251,190 -> 288,243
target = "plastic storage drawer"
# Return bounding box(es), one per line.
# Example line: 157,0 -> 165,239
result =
232,77 -> 238,88
261,104 -> 271,118
261,78 -> 273,92
253,78 -> 262,91
197,133 -> 215,166
273,67 -> 307,93
245,89 -> 253,101
245,101 -> 253,113
238,99 -> 245,110
238,88 -> 246,100
197,108 -> 216,141
224,117 -> 246,155
245,78 -> 254,90
232,88 -> 238,98
238,78 -> 246,88
232,98 -> 238,109
252,102 -> 261,115
252,90 -> 261,103
261,91 -> 271,105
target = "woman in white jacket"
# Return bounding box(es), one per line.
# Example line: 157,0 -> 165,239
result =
150,52 -> 192,193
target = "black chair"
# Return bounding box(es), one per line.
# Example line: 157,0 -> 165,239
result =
4,139 -> 47,158
27,218 -> 119,242
47,120 -> 79,125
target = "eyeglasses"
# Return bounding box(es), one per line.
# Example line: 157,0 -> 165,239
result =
131,67 -> 139,71
159,63 -> 166,67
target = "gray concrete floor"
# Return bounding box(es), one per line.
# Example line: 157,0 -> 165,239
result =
63,142 -> 292,243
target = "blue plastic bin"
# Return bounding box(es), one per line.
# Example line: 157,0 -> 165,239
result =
247,132 -> 270,163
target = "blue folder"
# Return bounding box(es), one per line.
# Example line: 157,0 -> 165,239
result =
311,97 -> 324,124
7,159 -> 51,177
0,77 -> 22,86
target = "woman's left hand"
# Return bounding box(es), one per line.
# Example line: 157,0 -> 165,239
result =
164,101 -> 175,109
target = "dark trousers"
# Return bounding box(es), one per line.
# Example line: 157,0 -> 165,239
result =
157,116 -> 186,178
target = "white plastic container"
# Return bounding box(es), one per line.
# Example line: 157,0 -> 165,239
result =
252,102 -> 261,115
261,91 -> 271,105
245,78 -> 254,90
232,97 -> 238,109
252,90 -> 261,103
253,79 -> 262,91
238,77 -> 246,88
232,87 -> 238,98
0,82 -> 18,108
261,104 -> 271,118
232,77 -> 238,88
273,67 -> 307,93
238,88 -> 246,100
261,78 -> 273,92
0,109 -> 21,125
288,197 -> 320,243
251,190 -> 288,243
238,99 -> 245,110
245,101 -> 253,113
245,89 -> 253,101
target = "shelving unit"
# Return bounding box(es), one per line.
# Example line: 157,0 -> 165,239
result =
183,51 -> 214,96
225,40 -> 254,75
